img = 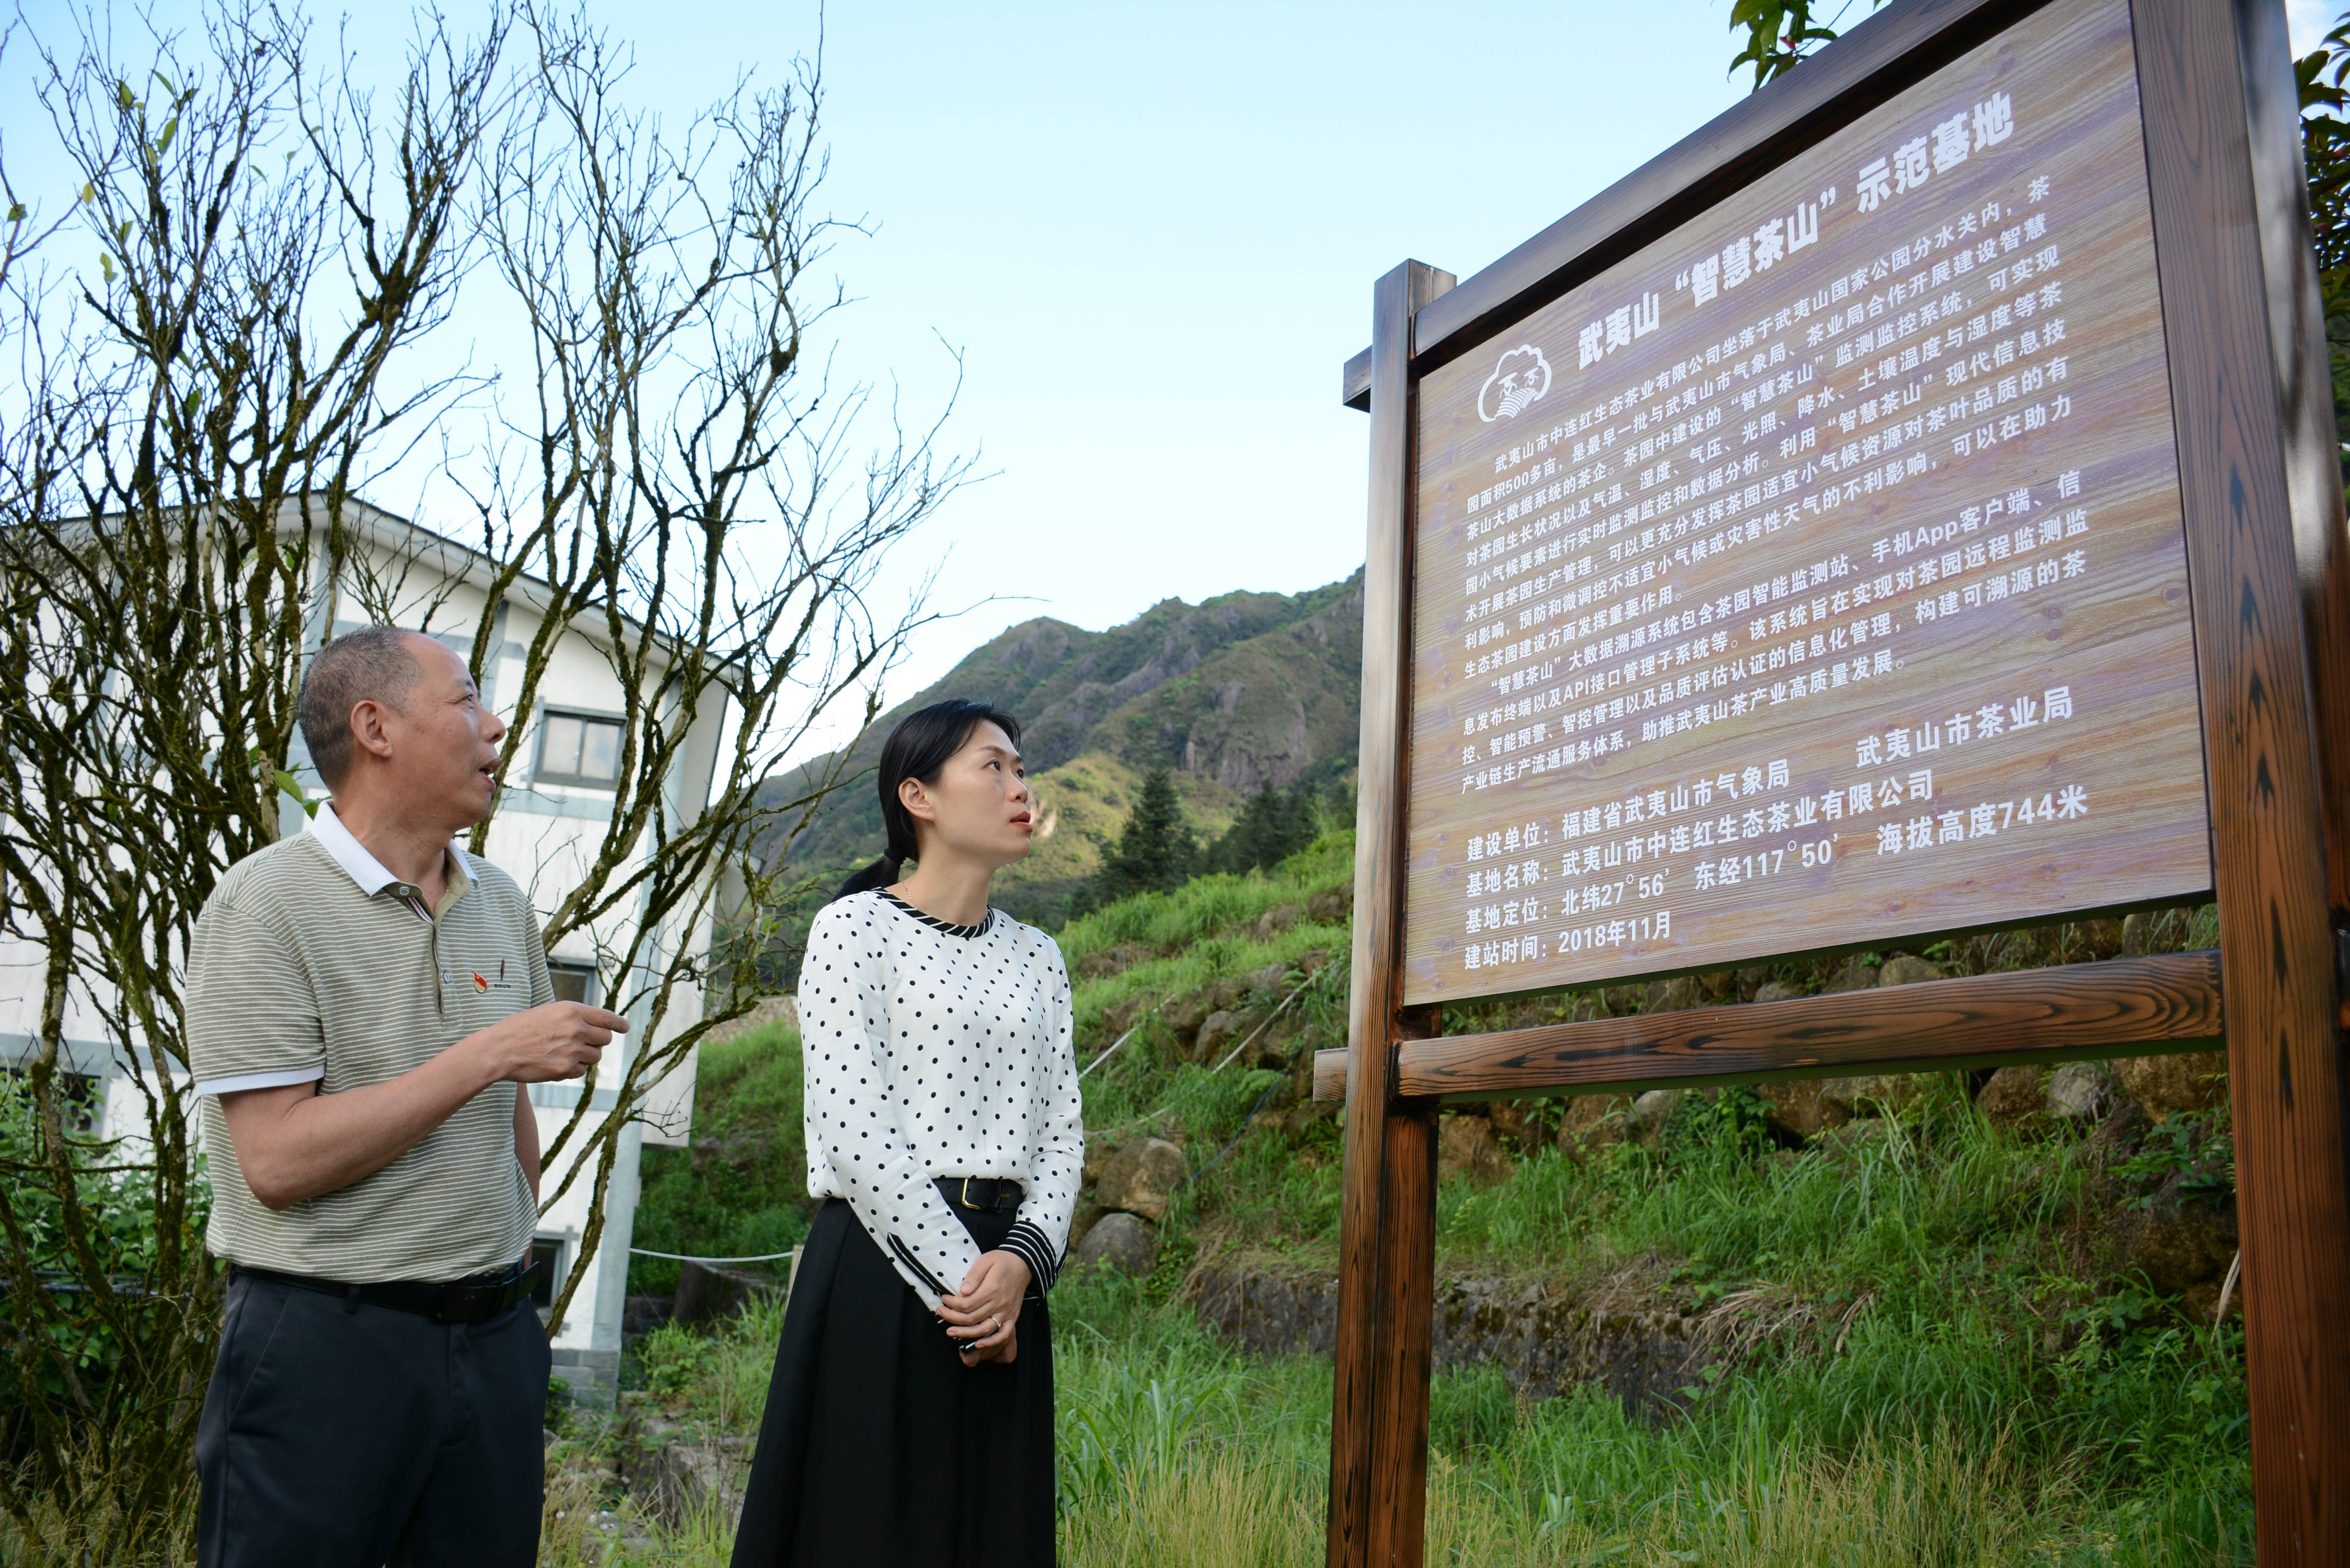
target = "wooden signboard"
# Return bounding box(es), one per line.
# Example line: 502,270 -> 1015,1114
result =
1323,0 -> 2350,1563
1406,0 -> 2206,1001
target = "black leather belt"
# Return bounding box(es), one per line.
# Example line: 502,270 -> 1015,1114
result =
937,1175 -> 1023,1213
231,1260 -> 538,1324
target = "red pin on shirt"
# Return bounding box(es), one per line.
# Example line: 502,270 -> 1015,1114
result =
471,972 -> 489,994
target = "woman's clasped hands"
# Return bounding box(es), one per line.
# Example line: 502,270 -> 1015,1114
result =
941,1250 -> 1030,1365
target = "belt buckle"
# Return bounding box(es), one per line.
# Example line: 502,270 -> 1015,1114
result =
958,1177 -> 981,1211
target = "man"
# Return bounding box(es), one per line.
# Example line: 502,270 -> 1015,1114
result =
187,625 -> 629,1567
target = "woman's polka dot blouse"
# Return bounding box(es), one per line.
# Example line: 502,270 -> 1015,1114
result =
799,889 -> 1081,1312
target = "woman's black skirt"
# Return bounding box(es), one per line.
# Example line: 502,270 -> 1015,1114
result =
730,1197 -> 1055,1567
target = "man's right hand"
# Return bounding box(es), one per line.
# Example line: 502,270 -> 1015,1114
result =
468,1002 -> 629,1085
221,1002 -> 631,1212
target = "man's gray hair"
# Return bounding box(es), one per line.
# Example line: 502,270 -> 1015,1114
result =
298,626 -> 427,788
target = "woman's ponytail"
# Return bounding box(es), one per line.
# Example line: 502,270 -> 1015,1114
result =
833,855 -> 901,901
824,698 -> 1022,906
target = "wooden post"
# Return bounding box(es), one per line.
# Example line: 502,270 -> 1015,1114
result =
2137,1 -> 2350,1558
2234,0 -> 2350,946
1328,4 -> 2350,1560
1328,259 -> 1452,1568
1363,1008 -> 1439,1566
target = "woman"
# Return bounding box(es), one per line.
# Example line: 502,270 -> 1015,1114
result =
732,699 -> 1080,1567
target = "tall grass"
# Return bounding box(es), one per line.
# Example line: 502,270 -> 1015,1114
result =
1057,833 -> 1354,966
630,1291 -> 792,1435
573,832 -> 2247,1565
569,1074 -> 2250,1566
1044,1258 -> 2249,1565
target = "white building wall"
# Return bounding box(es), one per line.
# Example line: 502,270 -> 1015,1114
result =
3,502 -> 728,1409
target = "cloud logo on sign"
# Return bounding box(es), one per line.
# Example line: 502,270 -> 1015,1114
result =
1477,345 -> 1551,423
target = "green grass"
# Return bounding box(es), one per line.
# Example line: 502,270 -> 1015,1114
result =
1059,831 -> 1354,967
588,831 -> 2250,1565
1061,1073 -> 2252,1561
583,1215 -> 2246,1565
628,1022 -> 810,1296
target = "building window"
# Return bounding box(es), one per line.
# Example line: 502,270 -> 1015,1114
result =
547,960 -> 600,1007
535,710 -> 624,788
529,1237 -> 566,1310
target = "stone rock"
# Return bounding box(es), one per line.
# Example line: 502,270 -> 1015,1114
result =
1191,1266 -> 1711,1418
1244,962 -> 1290,998
1283,1097 -> 1332,1138
1308,884 -> 1354,923
1194,1009 -> 1247,1063
1438,1114 -> 1511,1183
1066,1195 -> 1105,1256
2121,911 -> 2155,956
622,1295 -> 674,1337
2093,1096 -> 2151,1154
1785,1071 -> 1917,1133
670,1261 -> 780,1329
1822,957 -> 1881,993
2119,1171 -> 2239,1297
1248,1017 -> 1306,1070
2047,1062 -> 2115,1122
621,1412 -> 750,1528
1876,954 -> 1943,987
1246,1106 -> 1286,1137
2076,918 -> 2126,962
1556,1094 -> 1626,1154
1752,980 -> 1802,1003
1821,1116 -> 1891,1151
1756,1079 -> 1849,1141
1254,903 -> 1304,940
1815,1074 -> 1922,1122
1976,1065 -> 2052,1132
1075,944 -> 1150,980
1095,1136 -> 1187,1221
1257,1074 -> 1299,1115
1082,1134 -> 1112,1184
2113,1051 -> 2227,1123
1161,994 -> 1213,1039
1623,1089 -> 1683,1148
1485,1101 -> 1537,1154
1069,1211 -> 1157,1276
1698,970 -> 1737,999
700,994 -> 797,1045
1644,975 -> 1706,1012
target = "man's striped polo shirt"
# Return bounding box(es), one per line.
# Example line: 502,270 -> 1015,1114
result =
186,803 -> 552,1282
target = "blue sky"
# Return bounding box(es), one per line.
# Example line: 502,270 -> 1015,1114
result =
8,1 -> 2337,750
590,0 -> 1763,725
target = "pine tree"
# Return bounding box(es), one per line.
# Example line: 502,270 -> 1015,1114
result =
1204,779 -> 1323,877
1081,768 -> 1196,910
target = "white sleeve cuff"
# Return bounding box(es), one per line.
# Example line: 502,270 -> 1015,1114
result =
195,1066 -> 325,1098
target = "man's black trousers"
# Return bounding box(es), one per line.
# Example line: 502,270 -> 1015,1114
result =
195,1270 -> 551,1567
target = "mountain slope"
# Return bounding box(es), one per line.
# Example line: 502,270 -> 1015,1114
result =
766,570 -> 1365,901
1087,581 -> 1363,794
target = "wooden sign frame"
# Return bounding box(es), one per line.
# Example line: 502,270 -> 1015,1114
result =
1321,1 -> 2350,1563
